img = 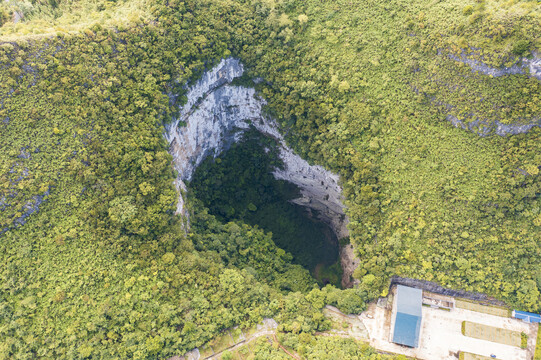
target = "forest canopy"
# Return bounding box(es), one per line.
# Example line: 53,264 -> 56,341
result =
0,0 -> 539,358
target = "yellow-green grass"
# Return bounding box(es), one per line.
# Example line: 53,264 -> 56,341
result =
463,321 -> 521,347
231,327 -> 245,343
456,299 -> 510,318
208,331 -> 235,353
199,344 -> 216,359
243,325 -> 259,339
0,0 -> 152,41
228,343 -> 255,360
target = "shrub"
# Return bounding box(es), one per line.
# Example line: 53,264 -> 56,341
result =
0,5 -> 10,26
463,5 -> 474,16
512,40 -> 530,56
521,332 -> 528,349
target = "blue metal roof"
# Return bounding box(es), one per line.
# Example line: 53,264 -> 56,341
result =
392,285 -> 423,348
393,313 -> 421,347
513,310 -> 541,323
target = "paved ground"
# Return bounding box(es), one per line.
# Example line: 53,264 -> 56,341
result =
362,290 -> 538,360
419,307 -> 535,360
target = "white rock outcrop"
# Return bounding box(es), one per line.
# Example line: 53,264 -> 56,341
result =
447,50 -> 541,81
164,58 -> 349,240
446,114 -> 541,137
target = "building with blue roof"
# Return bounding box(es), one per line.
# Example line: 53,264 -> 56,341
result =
392,285 -> 423,348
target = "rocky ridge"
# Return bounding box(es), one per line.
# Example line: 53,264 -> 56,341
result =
447,50 -> 541,81
446,114 -> 541,137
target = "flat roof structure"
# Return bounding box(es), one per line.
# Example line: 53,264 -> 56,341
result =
392,285 -> 422,348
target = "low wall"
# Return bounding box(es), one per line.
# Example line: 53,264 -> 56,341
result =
390,276 -> 508,307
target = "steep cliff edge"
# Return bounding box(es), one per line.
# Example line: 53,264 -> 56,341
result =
164,58 -> 356,286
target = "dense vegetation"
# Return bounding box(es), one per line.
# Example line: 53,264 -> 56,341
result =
237,0 -> 541,309
0,0 -> 152,39
0,0 -> 539,358
251,334 -> 404,360
190,131 -> 342,287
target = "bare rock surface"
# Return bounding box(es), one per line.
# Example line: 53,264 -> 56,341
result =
441,50 -> 541,136
164,58 -> 349,239
447,50 -> 541,81
446,114 -> 541,137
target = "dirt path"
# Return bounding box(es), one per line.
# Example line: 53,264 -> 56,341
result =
203,330 -> 275,360
272,333 -> 301,360
180,307 -> 369,360
195,309 -> 365,360
203,330 -> 302,360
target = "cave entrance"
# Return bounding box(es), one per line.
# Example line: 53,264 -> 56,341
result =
188,130 -> 342,287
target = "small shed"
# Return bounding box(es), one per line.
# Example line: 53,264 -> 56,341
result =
512,310 -> 541,323
392,285 -> 423,348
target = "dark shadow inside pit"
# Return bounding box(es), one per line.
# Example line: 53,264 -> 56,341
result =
189,130 -> 342,287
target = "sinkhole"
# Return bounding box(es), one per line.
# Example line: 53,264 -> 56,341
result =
188,131 -> 342,287
164,58 -> 357,288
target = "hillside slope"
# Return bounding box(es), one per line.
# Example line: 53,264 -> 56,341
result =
237,0 -> 541,309
0,0 -> 539,358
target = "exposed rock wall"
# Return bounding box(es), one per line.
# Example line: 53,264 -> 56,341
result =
0,160 -> 50,236
446,114 -> 541,137
164,58 -> 349,240
446,50 -> 541,81
0,191 -> 49,236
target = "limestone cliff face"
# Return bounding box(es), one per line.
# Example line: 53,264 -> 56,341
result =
164,58 -> 349,240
